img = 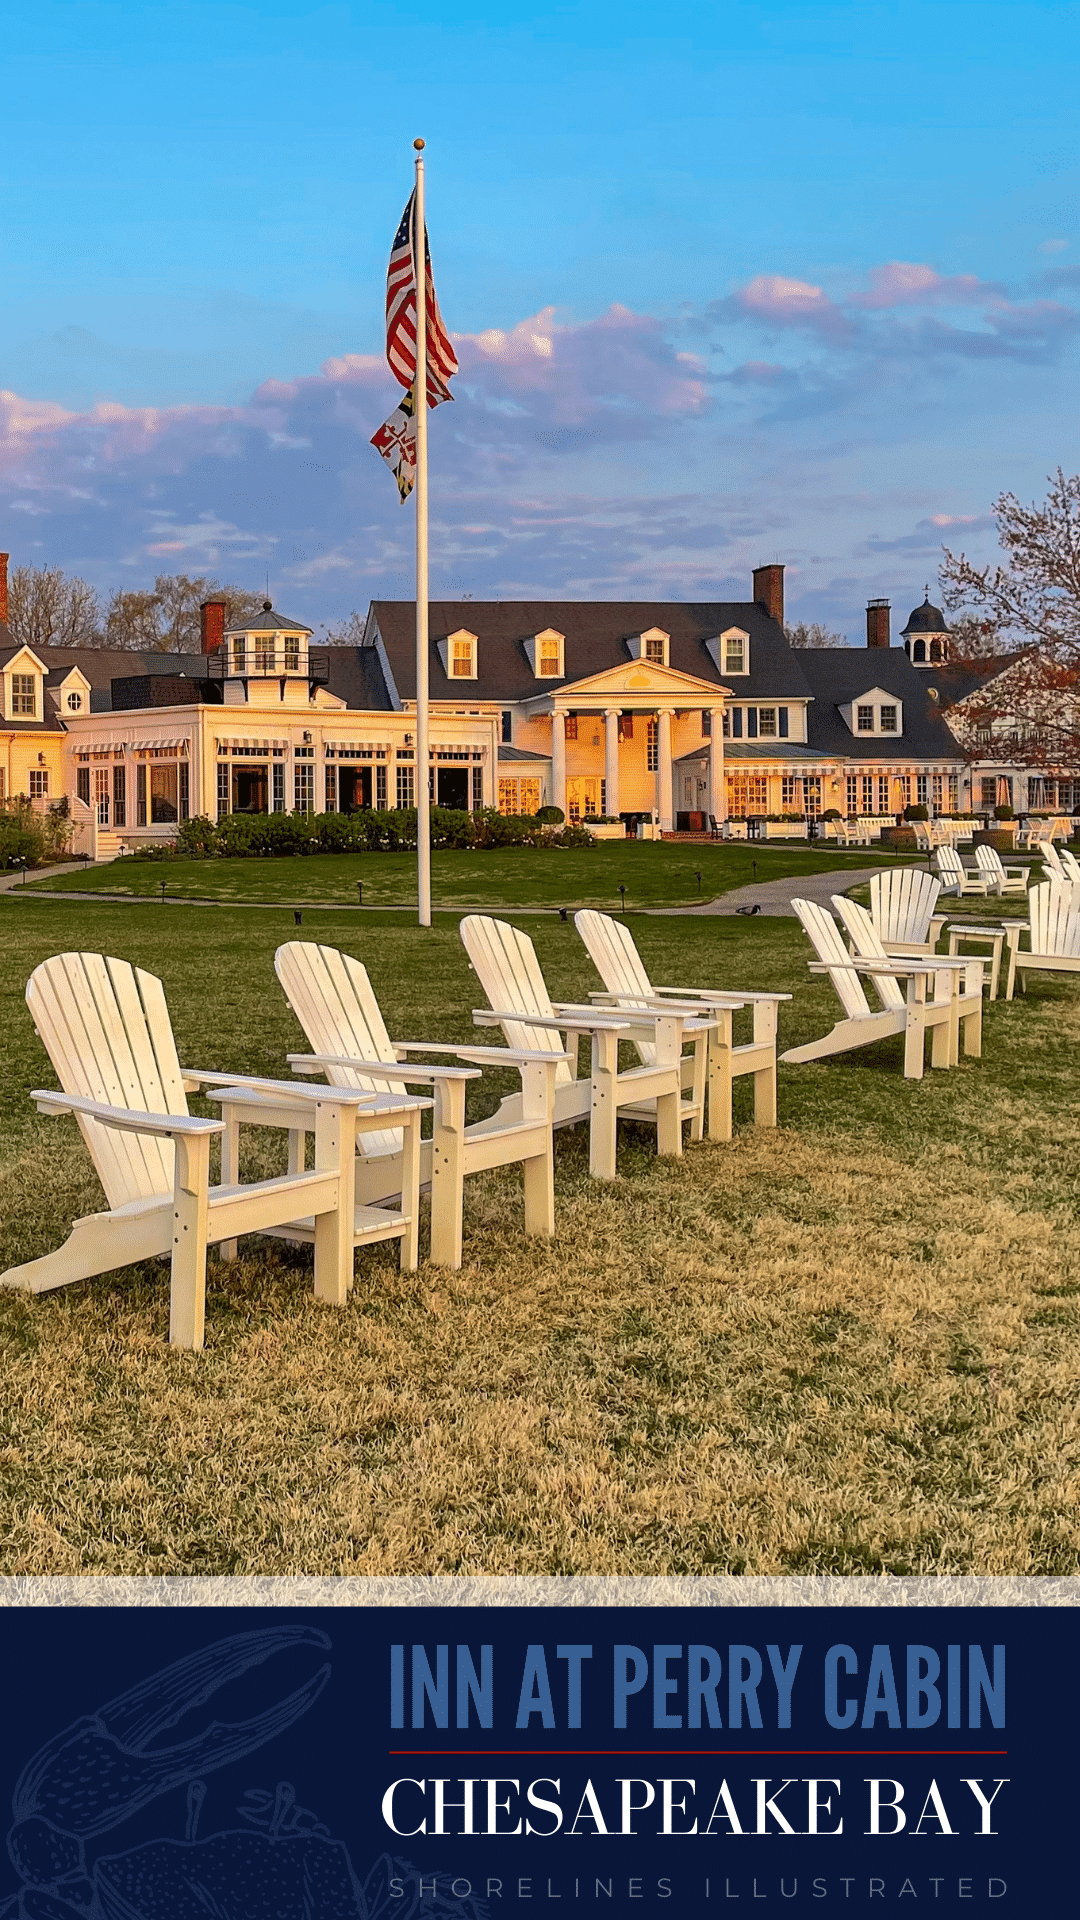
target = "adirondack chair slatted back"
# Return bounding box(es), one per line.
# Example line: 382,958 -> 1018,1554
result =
1059,847 -> 1080,883
574,909 -> 660,1064
26,953 -> 188,1210
460,917 -> 577,1086
869,868 -> 941,945
1027,882 -> 1080,959
1040,841 -> 1064,878
830,897 -> 906,1012
975,845 -> 1005,882
791,900 -> 874,1023
935,845 -> 964,883
275,941 -> 407,1156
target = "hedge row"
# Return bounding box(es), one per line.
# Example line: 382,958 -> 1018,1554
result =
0,798 -> 75,871
156,807 -> 596,860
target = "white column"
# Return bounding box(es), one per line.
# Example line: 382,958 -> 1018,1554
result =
657,708 -> 673,832
604,708 -> 620,820
708,709 -> 725,823
551,710 -> 567,817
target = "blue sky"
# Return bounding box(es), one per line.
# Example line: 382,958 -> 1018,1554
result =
2,0 -> 1078,638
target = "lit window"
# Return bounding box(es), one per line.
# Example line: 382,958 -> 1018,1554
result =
10,674 -> 35,715
284,635 -> 301,672
66,691 -> 83,712
29,769 -> 49,797
857,704 -> 875,732
723,634 -> 746,673
538,639 -> 561,676
879,705 -> 898,733
645,636 -> 665,663
451,638 -> 473,677
564,715 -> 578,741
758,707 -> 777,736
254,637 -> 274,673
646,719 -> 658,772
231,639 -> 248,673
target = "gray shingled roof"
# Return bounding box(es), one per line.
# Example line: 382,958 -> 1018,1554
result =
224,601 -> 312,636
498,744 -> 549,762
900,594 -> 949,636
368,601 -> 814,705
795,648 -> 964,759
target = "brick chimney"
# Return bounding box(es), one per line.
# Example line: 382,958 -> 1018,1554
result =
200,598 -> 226,654
752,563 -> 784,627
866,598 -> 891,649
0,552 -> 9,629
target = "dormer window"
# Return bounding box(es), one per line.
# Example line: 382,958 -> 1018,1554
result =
527,628 -> 565,678
723,630 -> 747,674
857,704 -> 874,732
451,636 -> 474,677
628,628 -> 669,668
879,704 -> 898,733
11,674 -> 35,716
66,691 -> 83,712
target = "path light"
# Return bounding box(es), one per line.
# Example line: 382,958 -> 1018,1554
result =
695,869 -> 702,893
558,907 -> 569,922
752,860 -> 757,880
618,884 -> 626,914
355,880 -> 363,906
160,880 -> 167,904
294,910 -> 303,926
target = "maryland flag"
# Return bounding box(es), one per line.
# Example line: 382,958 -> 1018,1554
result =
370,383 -> 418,502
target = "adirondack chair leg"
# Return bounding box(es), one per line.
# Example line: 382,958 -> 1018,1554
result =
169,1130 -> 212,1350
652,1015 -> 683,1157
589,1028 -> 620,1179
706,1027 -> 733,1142
429,1078 -> 466,1269
312,1098 -> 356,1306
930,972 -> 957,1070
520,1062 -> 555,1238
398,1105 -> 421,1272
961,984 -> 983,1058
1005,933 -> 1021,1000
217,1109 -> 241,1264
752,1003 -> 778,1126
903,979 -> 927,1080
0,1207 -> 170,1296
687,1036 -> 706,1142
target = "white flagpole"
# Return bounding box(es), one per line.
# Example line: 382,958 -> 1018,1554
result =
412,137 -> 431,928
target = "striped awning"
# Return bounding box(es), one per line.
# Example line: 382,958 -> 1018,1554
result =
217,737 -> 288,751
128,737 -> 189,750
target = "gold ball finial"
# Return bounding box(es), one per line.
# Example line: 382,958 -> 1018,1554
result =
413,138 -> 425,151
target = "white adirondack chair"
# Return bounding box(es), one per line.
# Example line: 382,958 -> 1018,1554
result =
275,941 -> 559,1269
867,868 -> 945,954
910,821 -> 933,854
934,844 -> 990,897
974,843 -> 1031,896
573,908 -> 789,1140
1004,883 -> 1080,1000
1059,846 -> 1080,883
0,953 -> 419,1349
781,900 -> 965,1079
1040,839 -> 1065,882
833,895 -> 982,1064
460,915 -> 712,1178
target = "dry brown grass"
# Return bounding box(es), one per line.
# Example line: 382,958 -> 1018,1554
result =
0,899 -> 1077,1576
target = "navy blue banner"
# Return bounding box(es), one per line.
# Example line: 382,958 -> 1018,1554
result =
0,1603 -> 1073,1918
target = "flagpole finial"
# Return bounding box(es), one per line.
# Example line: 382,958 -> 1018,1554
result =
413,137 -> 425,151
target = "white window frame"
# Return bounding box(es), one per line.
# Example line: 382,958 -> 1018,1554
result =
879,704 -> 898,733
529,629 -> 565,679
758,707 -> 777,737
721,628 -> 748,676
856,704 -> 875,733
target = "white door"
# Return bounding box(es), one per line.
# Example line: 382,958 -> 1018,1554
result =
92,767 -> 110,826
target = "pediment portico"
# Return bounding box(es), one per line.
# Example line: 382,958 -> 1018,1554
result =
520,659 -> 732,830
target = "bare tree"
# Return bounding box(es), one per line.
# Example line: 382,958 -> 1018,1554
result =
104,575 -> 271,651
7,567 -> 102,649
785,621 -> 847,648
940,469 -> 1080,770
323,610 -> 367,648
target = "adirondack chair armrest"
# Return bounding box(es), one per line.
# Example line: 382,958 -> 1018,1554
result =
392,1041 -> 570,1070
587,989 -> 732,1019
652,984 -> 792,1005
473,1007 -> 632,1036
30,1090 -> 224,1139
184,1070 -> 383,1107
286,1051 -> 481,1084
807,958 -> 968,978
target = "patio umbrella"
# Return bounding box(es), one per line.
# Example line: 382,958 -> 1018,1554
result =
996,776 -> 1012,809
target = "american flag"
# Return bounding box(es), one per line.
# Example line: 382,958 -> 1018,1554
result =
384,193 -> 458,406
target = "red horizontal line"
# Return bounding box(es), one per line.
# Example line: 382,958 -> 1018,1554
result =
388,1750 -> 1007,1758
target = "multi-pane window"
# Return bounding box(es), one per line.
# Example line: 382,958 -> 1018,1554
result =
857,704 -> 875,732
10,674 -> 35,716
726,773 -> 767,815
217,763 -> 230,817
916,774 -> 928,805
284,635 -> 301,672
396,763 -> 415,809
113,765 -> 126,827
723,635 -> 745,673
451,637 -> 473,677
846,775 -> 859,814
294,762 -> 315,814
803,776 -> 822,817
254,637 -> 274,672
325,768 -> 337,812
538,639 -> 561,676
137,764 -> 148,827
501,710 -> 513,743
980,777 -> 996,808
644,636 -> 665,663
150,765 -> 179,823
376,765 -> 387,808
646,719 -> 658,772
29,770 -> 48,797
66,691 -> 83,711
0,769 -> 5,799
472,765 -> 483,810
861,775 -> 874,814
179,763 -> 189,821
564,716 -> 578,741
781,776 -> 798,810
879,704 -> 898,733
617,714 -> 633,741
273,763 -> 285,812
701,711 -> 712,737
877,775 -> 890,813
758,708 -> 777,737
231,639 -> 247,673
721,710 -> 730,737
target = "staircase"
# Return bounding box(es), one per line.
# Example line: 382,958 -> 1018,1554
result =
93,830 -> 123,864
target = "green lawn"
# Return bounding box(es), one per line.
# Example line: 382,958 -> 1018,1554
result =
25,838 -> 909,909
0,895 -> 1076,1576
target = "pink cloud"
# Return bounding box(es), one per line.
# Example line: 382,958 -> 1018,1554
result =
850,262 -> 1000,308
